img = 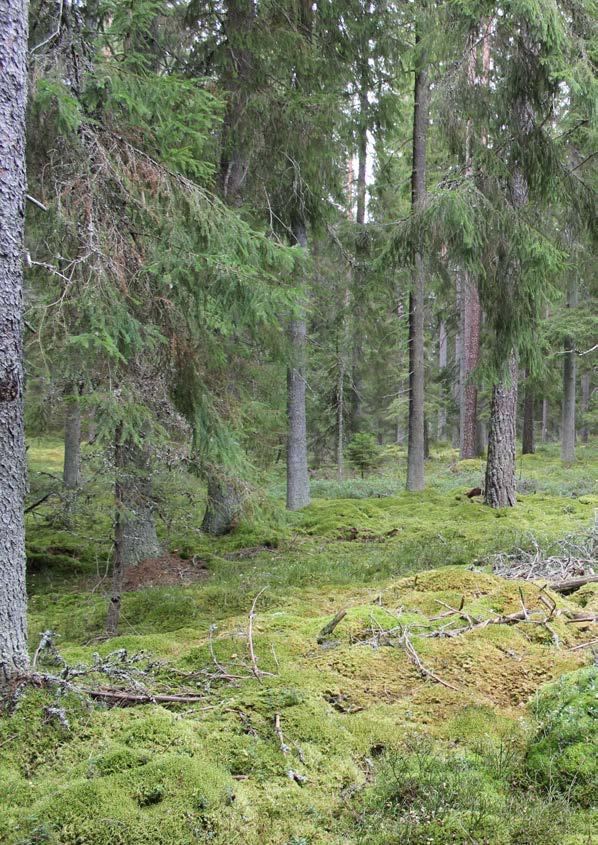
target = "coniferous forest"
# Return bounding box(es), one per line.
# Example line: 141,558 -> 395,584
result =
0,0 -> 597,842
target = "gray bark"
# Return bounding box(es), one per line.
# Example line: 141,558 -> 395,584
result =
203,0 -> 255,532
218,0 -> 255,202
349,73 -> 368,436
202,476 -> 243,536
541,398 -> 549,443
581,372 -> 590,443
106,427 -> 161,635
106,425 -> 126,637
485,354 -> 518,507
406,44 -> 428,492
63,383 -> 82,488
484,86 -> 531,507
561,274 -> 578,464
522,378 -> 535,455
286,221 -> 310,511
475,419 -> 487,457
459,270 -> 481,459
0,0 -> 29,686
120,437 -> 161,568
437,319 -> 448,440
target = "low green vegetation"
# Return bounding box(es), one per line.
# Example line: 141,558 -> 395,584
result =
1,440 -> 596,844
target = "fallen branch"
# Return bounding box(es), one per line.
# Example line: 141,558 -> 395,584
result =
549,575 -> 598,595
85,688 -> 206,706
399,629 -> 459,691
317,609 -> 347,643
569,638 -> 598,651
274,712 -> 290,754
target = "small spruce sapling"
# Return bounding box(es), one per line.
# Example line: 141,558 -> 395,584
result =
346,433 -> 381,479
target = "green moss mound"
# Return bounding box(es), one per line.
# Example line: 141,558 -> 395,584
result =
526,667 -> 598,807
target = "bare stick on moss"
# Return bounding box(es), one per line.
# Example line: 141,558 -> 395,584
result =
317,609 -> 347,643
248,588 -> 274,681
399,629 -> 459,691
274,713 -> 290,754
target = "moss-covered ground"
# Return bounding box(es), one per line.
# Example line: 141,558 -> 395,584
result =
1,439 -> 596,844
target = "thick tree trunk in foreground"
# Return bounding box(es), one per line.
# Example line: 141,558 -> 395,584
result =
63,383 -> 82,489
522,380 -> 535,455
0,0 -> 29,687
202,476 -> 243,536
286,221 -> 310,511
485,354 -> 518,508
561,275 -> 578,464
460,271 -> 481,459
406,47 -> 429,492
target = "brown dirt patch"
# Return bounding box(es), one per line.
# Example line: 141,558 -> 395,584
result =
123,554 -> 209,590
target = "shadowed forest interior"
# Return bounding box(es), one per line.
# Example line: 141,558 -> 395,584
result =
0,0 -> 596,843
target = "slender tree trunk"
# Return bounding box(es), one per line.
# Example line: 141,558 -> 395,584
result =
475,418 -> 487,457
541,398 -> 549,443
287,221 -> 310,511
485,354 -> 518,507
452,277 -> 463,449
580,372 -> 590,443
202,0 -> 255,532
219,0 -> 254,203
522,377 -> 535,454
561,274 -> 578,464
63,382 -> 82,489
406,43 -> 428,492
202,476 -> 243,536
459,31 -> 482,459
0,0 -> 29,687
437,319 -> 448,440
349,72 -> 368,436
106,425 -> 125,637
460,271 -> 481,458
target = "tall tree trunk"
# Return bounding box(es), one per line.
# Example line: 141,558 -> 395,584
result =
580,372 -> 590,443
541,398 -> 549,443
336,282 -> 352,481
459,30 -> 482,459
202,475 -> 243,536
484,77 -> 531,507
106,425 -> 126,637
349,71 -> 368,436
437,319 -> 448,440
485,354 -> 518,507
406,42 -> 428,492
120,436 -> 161,567
475,418 -> 487,457
561,274 -> 578,464
219,0 -> 255,203
63,382 -> 82,489
459,271 -> 481,458
522,376 -> 535,454
287,221 -> 310,511
0,0 -> 29,686
201,0 -> 255,533
458,316 -> 463,451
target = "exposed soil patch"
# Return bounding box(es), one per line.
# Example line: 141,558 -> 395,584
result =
123,554 -> 209,590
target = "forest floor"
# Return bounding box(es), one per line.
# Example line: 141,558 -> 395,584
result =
1,440 -> 597,844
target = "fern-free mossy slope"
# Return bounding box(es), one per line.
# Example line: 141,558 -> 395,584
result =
1,441 -> 596,844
